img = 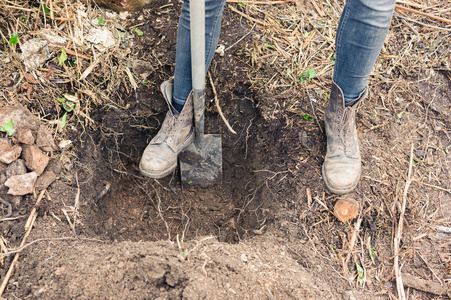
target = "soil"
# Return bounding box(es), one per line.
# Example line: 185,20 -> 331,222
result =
0,0 -> 450,299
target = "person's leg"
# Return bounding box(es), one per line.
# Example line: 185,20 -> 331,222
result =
334,0 -> 395,103
322,0 -> 395,194
140,0 -> 226,178
172,0 -> 227,112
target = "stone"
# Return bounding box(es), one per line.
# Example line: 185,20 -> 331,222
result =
415,149 -> 426,158
0,162 -> 7,172
0,144 -> 22,164
0,139 -> 11,151
6,159 -> 27,178
131,60 -> 154,80
0,105 -> 40,137
17,129 -> 35,145
35,170 -> 56,190
36,125 -> 58,152
5,172 -> 37,195
22,144 -> 49,175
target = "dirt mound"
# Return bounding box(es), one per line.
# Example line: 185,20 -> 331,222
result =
13,217 -> 377,299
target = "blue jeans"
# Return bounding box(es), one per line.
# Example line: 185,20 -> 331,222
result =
334,0 -> 395,102
173,0 -> 227,108
172,0 -> 395,105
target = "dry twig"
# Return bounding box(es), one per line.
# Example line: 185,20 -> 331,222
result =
395,5 -> 451,24
208,72 -> 237,134
394,143 -> 414,300
0,190 -> 46,296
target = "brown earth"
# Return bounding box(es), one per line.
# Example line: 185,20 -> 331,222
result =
0,0 -> 450,299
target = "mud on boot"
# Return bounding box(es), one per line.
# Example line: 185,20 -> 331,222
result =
139,80 -> 194,179
322,82 -> 368,194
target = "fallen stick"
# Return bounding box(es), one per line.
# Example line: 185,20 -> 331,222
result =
394,13 -> 451,32
306,187 -> 312,208
228,5 -> 288,35
208,72 -> 237,134
436,226 -> 451,234
395,5 -> 451,24
395,0 -> 426,9
402,273 -> 448,295
0,190 -> 46,296
394,144 -> 414,300
1,237 -> 104,257
63,48 -> 92,60
310,0 -> 324,17
345,216 -> 362,266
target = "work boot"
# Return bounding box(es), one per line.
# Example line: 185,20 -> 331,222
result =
322,82 -> 368,194
139,80 -> 194,178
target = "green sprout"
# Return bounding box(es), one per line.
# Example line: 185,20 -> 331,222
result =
40,4 -> 51,15
60,112 -> 68,129
9,33 -> 18,46
302,113 -> 315,122
98,17 -> 106,25
356,263 -> 364,286
265,44 -> 275,50
58,96 -> 75,112
0,119 -> 15,136
58,48 -> 67,66
368,246 -> 375,260
134,29 -> 143,36
300,68 -> 316,82
396,112 -> 403,124
57,94 -> 77,129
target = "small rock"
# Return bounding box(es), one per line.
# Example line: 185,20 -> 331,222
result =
20,39 -> 49,70
0,139 -> 11,151
104,217 -> 114,231
36,125 -> 58,152
0,145 -> 22,164
54,266 -> 66,276
299,131 -> 314,148
6,159 -> 27,178
0,105 -> 40,135
58,140 -> 73,150
17,129 -> 35,145
131,59 -> 154,80
22,144 -> 49,175
5,172 -> 37,195
415,149 -> 426,158
35,170 -> 56,190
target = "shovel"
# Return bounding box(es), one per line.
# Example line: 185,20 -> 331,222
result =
179,0 -> 222,187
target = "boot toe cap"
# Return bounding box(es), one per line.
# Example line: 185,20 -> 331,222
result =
139,144 -> 177,178
322,159 -> 361,194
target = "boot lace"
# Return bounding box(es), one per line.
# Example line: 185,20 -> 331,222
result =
338,106 -> 356,149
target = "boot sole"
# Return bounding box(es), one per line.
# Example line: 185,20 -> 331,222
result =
321,164 -> 360,195
139,132 -> 195,179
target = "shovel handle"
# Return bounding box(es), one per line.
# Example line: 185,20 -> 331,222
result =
190,0 -> 205,137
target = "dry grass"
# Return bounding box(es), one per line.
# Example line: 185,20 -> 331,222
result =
0,0 -> 137,129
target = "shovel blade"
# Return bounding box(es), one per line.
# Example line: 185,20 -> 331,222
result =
179,134 -> 222,188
